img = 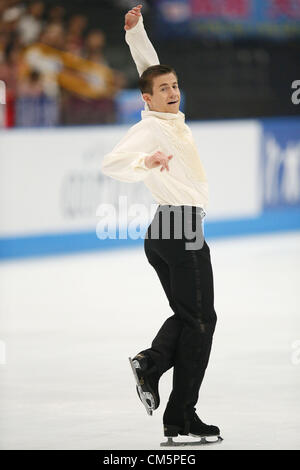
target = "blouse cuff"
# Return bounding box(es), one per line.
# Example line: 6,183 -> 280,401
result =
130,154 -> 149,171
125,16 -> 144,36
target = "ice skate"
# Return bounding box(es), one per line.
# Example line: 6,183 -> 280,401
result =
128,353 -> 160,416
160,414 -> 223,447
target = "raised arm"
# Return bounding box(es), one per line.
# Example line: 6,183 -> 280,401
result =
124,5 -> 159,77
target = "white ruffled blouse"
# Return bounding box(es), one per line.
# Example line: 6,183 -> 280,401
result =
101,16 -> 209,210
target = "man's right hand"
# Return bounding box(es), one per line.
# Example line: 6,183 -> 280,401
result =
145,151 -> 173,172
124,4 -> 142,31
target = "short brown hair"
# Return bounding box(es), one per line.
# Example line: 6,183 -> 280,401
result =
139,65 -> 177,95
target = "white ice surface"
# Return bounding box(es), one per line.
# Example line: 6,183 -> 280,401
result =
0,232 -> 299,450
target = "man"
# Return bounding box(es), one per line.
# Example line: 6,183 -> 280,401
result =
101,5 -> 220,444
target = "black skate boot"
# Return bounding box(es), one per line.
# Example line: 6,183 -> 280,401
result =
128,352 -> 160,416
161,411 -> 222,447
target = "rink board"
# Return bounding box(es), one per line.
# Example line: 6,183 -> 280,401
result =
0,117 -> 299,260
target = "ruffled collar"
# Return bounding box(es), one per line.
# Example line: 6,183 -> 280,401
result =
141,108 -> 185,123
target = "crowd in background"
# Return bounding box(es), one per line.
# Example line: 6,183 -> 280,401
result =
1,0 -> 299,126
0,0 -> 135,126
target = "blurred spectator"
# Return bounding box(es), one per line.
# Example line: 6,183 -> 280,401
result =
0,41 -> 20,91
17,68 -> 43,96
83,29 -> 127,90
20,23 -> 65,98
47,4 -> 65,27
39,22 -> 65,50
16,67 -> 59,127
82,30 -> 107,64
61,28 -> 120,125
1,1 -> 25,24
0,30 -> 10,63
17,1 -> 45,46
64,14 -> 87,55
1,0 -> 23,37
65,31 -> 84,56
0,40 -> 22,126
1,1 -> 127,126
68,13 -> 87,37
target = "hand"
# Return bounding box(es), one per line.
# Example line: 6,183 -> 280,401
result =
124,4 -> 142,31
145,151 -> 173,172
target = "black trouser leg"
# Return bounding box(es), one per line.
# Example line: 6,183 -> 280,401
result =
142,205 -> 217,428
142,245 -> 183,376
163,241 -> 217,428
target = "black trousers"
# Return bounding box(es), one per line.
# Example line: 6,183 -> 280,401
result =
142,205 -> 217,429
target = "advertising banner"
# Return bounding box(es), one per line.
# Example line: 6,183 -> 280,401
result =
155,0 -> 300,38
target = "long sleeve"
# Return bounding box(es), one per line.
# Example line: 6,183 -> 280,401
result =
125,16 -> 160,77
101,123 -> 160,183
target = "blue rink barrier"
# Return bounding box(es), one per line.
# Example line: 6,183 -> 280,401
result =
0,207 -> 300,261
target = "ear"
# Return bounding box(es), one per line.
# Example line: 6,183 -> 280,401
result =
142,93 -> 151,105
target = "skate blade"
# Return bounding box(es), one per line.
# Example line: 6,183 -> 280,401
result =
128,357 -> 154,416
160,436 -> 223,447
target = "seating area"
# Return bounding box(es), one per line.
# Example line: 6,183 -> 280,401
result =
1,0 -> 299,126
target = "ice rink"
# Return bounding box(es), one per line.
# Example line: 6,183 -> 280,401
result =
0,231 -> 299,450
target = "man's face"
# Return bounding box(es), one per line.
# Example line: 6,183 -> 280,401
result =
143,73 -> 180,114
